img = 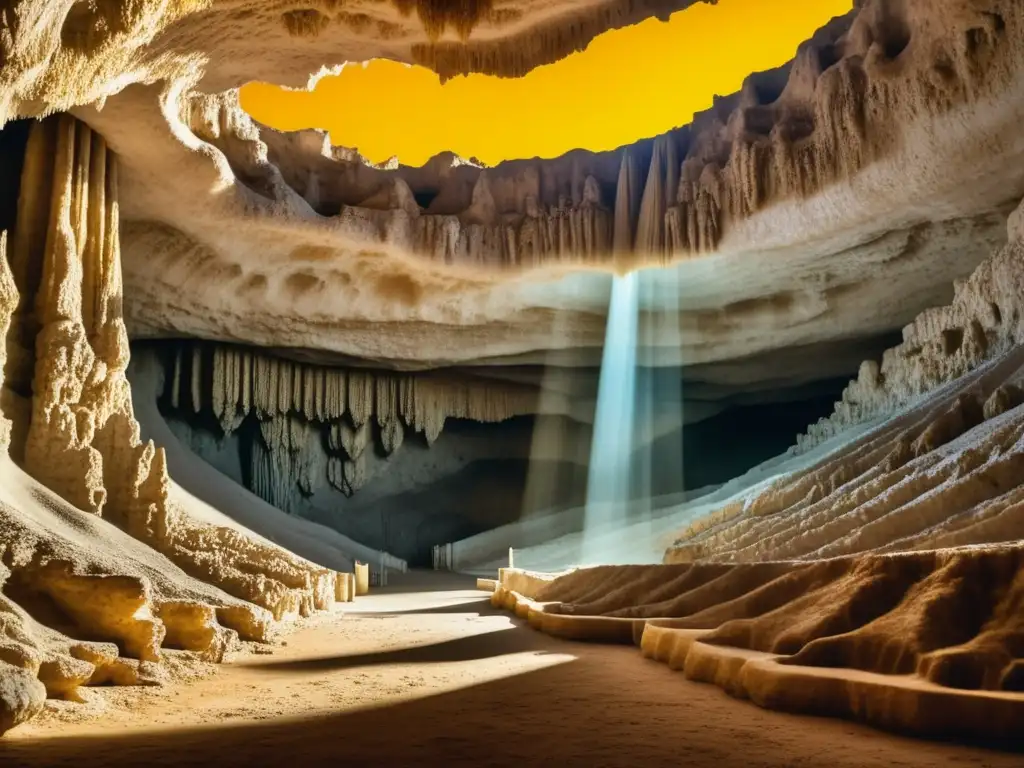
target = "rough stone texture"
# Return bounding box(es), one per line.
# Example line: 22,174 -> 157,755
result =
0,115 -> 363,735
3,0 -> 1024,746
0,662 -> 45,734
493,553 -> 1024,742
0,0 -> 1018,393
663,200 -> 1024,565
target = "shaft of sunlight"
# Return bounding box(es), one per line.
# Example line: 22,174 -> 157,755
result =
521,305 -> 589,525
582,271 -> 640,563
631,270 -> 684,539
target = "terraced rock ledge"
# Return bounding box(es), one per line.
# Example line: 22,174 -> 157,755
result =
488,554 -> 1024,743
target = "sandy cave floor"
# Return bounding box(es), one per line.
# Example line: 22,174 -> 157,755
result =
1,572 -> 1021,768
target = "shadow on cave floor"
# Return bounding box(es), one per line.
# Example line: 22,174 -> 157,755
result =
6,572 -> 1023,768
7,649 -> 1022,768
349,596 -> 494,617
237,627 -> 538,672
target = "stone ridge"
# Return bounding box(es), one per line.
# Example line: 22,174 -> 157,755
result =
492,558 -> 1024,742
666,198 -> 1024,564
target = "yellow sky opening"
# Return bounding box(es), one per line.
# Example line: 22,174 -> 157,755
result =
241,0 -> 851,168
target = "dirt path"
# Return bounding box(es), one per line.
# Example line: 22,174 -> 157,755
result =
2,572 -> 1020,767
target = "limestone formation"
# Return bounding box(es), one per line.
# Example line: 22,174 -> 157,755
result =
0,0 -> 1013,385
158,339 -> 569,504
3,0 -> 1024,749
0,116 -> 355,735
490,554 -> 1024,741
663,198 -> 1024,565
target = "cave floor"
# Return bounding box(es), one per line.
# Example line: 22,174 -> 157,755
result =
2,571 -> 1020,768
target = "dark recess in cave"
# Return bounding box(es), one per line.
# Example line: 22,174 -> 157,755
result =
0,119 -> 32,234
412,189 -> 439,210
152,344 -> 851,566
680,381 -> 849,491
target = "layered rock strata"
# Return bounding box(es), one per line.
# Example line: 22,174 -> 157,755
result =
667,199 -> 1024,564
489,556 -> 1024,742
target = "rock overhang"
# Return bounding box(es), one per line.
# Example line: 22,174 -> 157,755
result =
4,0 -> 1024,393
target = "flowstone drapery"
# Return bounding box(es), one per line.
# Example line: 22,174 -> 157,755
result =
0,115 -> 353,736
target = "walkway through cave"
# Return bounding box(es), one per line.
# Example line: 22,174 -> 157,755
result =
5,573 -> 1020,768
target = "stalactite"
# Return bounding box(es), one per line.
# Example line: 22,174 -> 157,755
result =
613,148 -> 641,253
166,339 -> 543,499
379,416 -> 404,455
347,371 -> 373,427
329,418 -> 370,460
190,342 -> 202,413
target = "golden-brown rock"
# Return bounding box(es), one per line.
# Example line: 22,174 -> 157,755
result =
493,552 -> 1024,741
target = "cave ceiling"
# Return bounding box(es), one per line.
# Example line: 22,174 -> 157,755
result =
3,0 -> 1024,398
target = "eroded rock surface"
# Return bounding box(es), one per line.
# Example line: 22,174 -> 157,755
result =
3,0 -> 1024,746
667,199 -> 1024,564
0,116 -> 358,734
2,0 -> 1019,389
492,553 -> 1024,741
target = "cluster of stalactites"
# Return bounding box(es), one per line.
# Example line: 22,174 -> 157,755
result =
176,342 -> 537,440
390,6 -> 1017,266
166,341 -> 539,497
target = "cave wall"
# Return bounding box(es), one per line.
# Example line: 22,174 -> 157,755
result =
2,112 -> 357,627
148,338 -> 849,564
0,113 -> 386,735
159,400 -> 591,566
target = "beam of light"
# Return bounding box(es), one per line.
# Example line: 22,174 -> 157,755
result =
515,278 -> 601,569
582,270 -> 639,564
240,0 -> 853,167
629,269 -> 685,542
519,361 -> 591,524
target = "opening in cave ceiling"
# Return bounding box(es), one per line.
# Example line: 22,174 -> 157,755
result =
241,0 -> 853,167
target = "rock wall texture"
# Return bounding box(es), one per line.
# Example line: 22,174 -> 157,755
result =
667,198 -> 1024,564
0,115 -> 359,736
0,0 -> 1015,390
491,552 -> 1024,742
3,0 -> 1024,746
